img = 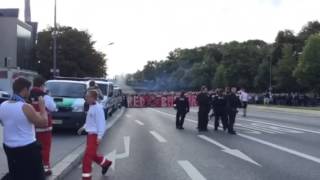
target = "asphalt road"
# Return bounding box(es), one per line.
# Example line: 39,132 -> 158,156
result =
64,106 -> 320,180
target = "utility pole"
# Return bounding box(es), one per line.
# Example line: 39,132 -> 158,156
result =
268,56 -> 272,92
52,0 -> 57,78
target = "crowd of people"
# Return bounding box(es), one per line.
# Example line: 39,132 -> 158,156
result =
173,86 -> 249,135
0,77 -> 112,180
252,92 -> 320,107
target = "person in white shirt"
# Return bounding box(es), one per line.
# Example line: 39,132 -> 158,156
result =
0,77 -> 48,180
78,90 -> 112,180
239,88 -> 249,117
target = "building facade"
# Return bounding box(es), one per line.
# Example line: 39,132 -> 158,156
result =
0,9 -> 34,70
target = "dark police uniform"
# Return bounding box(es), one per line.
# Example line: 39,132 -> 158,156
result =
197,93 -> 210,131
211,95 -> 228,131
174,95 -> 190,129
225,92 -> 242,134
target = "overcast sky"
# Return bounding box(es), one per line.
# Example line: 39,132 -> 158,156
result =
1,0 -> 319,77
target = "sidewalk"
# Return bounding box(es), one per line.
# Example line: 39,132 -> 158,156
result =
0,108 -> 125,179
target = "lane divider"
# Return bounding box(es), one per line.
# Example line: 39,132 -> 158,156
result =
150,130 -> 167,143
151,108 -> 320,165
238,133 -> 320,165
134,120 -> 144,126
178,160 -> 207,180
198,135 -> 261,166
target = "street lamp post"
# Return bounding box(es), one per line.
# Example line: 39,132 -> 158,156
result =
52,0 -> 57,78
269,56 -> 272,92
106,42 -> 114,79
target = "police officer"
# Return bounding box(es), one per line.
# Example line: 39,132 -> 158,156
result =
225,87 -> 242,135
211,88 -> 228,131
197,86 -> 210,132
174,92 -> 190,129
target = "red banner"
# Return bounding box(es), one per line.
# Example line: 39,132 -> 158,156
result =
127,95 -> 198,108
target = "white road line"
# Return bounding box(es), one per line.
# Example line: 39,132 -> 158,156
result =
125,114 -> 132,118
236,127 -> 262,134
236,124 -> 279,134
134,120 -> 144,126
178,160 -> 207,180
151,108 -> 320,165
198,135 -> 261,166
249,123 -> 303,134
151,108 -> 319,135
150,131 -> 167,143
238,118 -> 320,135
238,133 -> 320,164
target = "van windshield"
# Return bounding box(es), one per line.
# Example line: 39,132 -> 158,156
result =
46,82 -> 86,98
97,84 -> 108,95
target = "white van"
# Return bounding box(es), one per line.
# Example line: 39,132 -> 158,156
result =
95,81 -> 116,116
113,86 -> 123,109
46,79 -> 88,129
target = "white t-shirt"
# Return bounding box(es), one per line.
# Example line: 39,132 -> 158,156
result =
240,91 -> 249,102
84,103 -> 106,139
0,101 -> 36,148
44,95 -> 57,112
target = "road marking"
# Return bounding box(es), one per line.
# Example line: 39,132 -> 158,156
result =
152,108 -> 320,164
239,118 -> 320,135
134,120 -> 144,126
238,133 -> 320,164
150,131 -> 167,143
178,160 -> 207,180
151,108 -> 317,135
236,124 -> 279,134
106,136 -> 131,170
198,135 -> 261,166
249,123 -> 303,134
235,127 -> 262,134
125,114 -> 132,118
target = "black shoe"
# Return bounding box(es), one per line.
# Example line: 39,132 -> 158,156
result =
179,127 -> 184,130
228,131 -> 237,135
44,169 -> 52,177
102,161 -> 112,175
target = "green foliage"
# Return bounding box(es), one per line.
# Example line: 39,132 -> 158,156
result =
36,26 -> 106,79
129,21 -> 320,92
294,34 -> 320,92
274,44 -> 299,92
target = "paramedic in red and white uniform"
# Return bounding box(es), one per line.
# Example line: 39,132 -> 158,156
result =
29,76 -> 57,176
78,90 -> 112,180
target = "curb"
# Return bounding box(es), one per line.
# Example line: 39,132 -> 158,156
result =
49,108 -> 126,180
250,105 -> 320,115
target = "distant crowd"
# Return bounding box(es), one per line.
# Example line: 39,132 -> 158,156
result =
248,92 -> 320,107
125,91 -> 320,108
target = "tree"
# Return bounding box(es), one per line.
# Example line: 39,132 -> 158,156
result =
294,34 -> 320,92
254,59 -> 269,92
212,64 -> 226,88
36,26 -> 106,79
274,44 -> 299,92
297,21 -> 320,44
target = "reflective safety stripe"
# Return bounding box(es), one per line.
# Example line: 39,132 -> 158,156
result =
36,127 -> 53,132
82,173 -> 91,178
100,158 -> 106,166
44,165 -> 50,171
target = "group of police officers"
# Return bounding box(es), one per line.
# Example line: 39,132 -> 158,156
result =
174,86 -> 248,135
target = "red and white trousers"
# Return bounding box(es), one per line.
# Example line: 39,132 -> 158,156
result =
82,134 -> 111,180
